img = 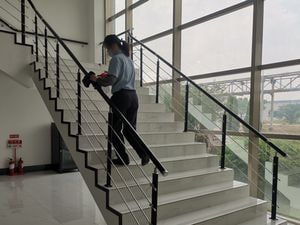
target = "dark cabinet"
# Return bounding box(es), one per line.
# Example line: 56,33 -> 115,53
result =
51,123 -> 77,173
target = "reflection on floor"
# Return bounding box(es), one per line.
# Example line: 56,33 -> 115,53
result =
0,171 -> 106,225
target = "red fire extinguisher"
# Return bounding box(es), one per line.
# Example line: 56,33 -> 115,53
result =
17,158 -> 24,174
9,158 -> 15,176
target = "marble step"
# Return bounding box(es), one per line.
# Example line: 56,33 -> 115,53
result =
45,77 -> 141,89
83,142 -> 206,165
92,154 -> 219,183
156,197 -> 267,225
70,121 -> 184,135
63,110 -> 174,123
79,132 -> 195,149
49,86 -> 150,99
115,181 -> 249,225
108,168 -> 234,205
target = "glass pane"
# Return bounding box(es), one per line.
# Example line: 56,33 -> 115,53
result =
115,14 -> 125,34
190,73 -> 251,131
182,0 -> 245,24
115,0 -> 125,13
181,6 -> 253,75
146,35 -> 173,62
132,35 -> 173,84
133,0 -> 173,39
261,65 -> 300,135
263,0 -> 300,64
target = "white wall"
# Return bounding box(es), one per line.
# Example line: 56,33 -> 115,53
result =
1,0 -> 105,63
0,72 -> 53,169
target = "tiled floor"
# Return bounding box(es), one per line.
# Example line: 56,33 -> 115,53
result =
0,171 -> 106,225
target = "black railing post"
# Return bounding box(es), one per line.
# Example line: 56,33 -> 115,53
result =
105,110 -> 113,187
156,59 -> 160,104
44,28 -> 48,78
271,154 -> 279,220
220,113 -> 227,169
56,42 -> 60,98
34,15 -> 38,62
77,69 -> 82,135
151,168 -> 158,225
184,82 -> 189,132
21,0 -> 26,44
140,47 -> 143,87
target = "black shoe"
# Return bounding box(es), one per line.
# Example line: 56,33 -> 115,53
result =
112,158 -> 130,166
141,156 -> 150,166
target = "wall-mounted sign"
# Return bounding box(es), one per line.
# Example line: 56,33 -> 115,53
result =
7,134 -> 22,148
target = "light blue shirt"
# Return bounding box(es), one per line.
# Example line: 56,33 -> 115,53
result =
108,52 -> 136,94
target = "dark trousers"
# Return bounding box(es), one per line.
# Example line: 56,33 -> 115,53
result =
110,89 -> 147,161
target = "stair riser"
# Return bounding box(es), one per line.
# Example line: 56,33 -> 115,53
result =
121,185 -> 249,225
97,156 -> 219,183
71,122 -> 184,135
52,94 -> 154,105
62,104 -> 166,120
193,201 -> 267,225
63,110 -> 174,124
46,78 -> 141,89
63,110 -> 170,122
109,169 -> 234,205
79,132 -> 195,149
50,87 -> 150,99
88,143 -> 207,165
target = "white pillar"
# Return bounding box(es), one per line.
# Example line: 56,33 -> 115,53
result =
88,0 -> 106,64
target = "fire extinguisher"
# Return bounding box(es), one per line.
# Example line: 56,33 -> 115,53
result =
17,158 -> 24,174
9,158 -> 15,176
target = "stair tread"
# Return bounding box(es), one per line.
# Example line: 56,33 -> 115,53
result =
90,153 -> 217,170
158,197 -> 266,225
112,181 -> 248,213
58,95 -> 155,101
237,214 -> 287,225
80,142 -> 205,152
50,86 -> 148,92
63,102 -> 166,110
72,121 -> 183,125
80,131 -> 194,137
107,167 -> 232,189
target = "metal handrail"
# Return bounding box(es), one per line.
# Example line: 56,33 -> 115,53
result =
26,0 -> 168,175
124,31 -> 287,158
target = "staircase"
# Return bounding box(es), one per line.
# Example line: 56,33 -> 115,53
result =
34,58 -> 272,225
0,1 -> 289,225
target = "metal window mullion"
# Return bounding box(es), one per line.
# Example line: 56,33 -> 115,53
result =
172,0 -> 183,121
248,0 -> 264,198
